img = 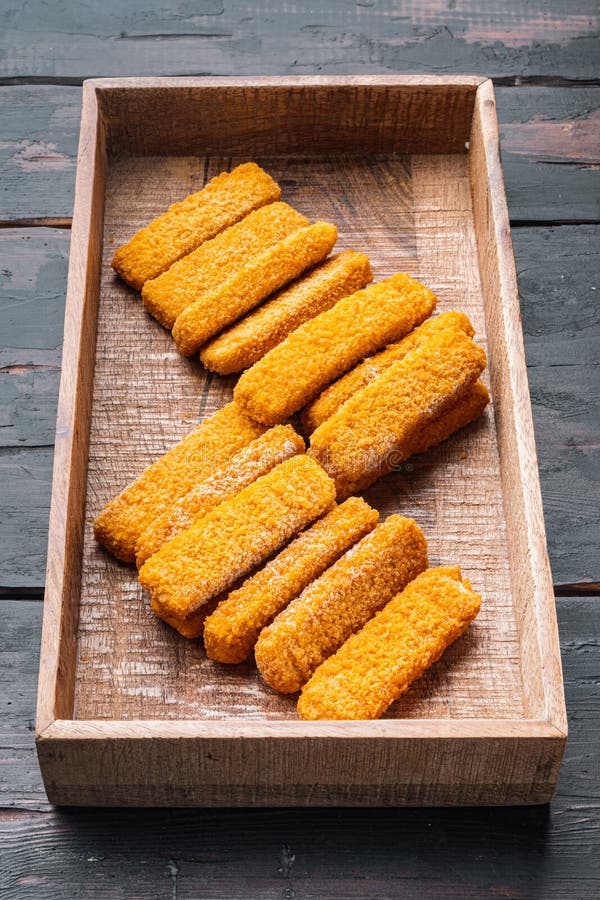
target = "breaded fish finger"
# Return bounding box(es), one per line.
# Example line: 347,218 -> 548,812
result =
405,380 -> 490,458
172,222 -> 338,356
135,424 -> 305,567
302,310 -> 474,433
139,455 -> 336,624
94,403 -> 266,563
200,251 -> 373,375
308,329 -> 487,498
233,273 -> 437,427
204,497 -> 379,664
111,163 -> 281,290
298,567 -> 481,720
254,515 -> 428,694
142,202 -> 309,329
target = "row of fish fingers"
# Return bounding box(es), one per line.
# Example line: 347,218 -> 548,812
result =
97,161 -> 491,718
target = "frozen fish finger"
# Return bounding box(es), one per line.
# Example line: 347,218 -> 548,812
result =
302,310 -> 474,433
172,222 -> 338,356
404,380 -> 490,459
200,251 -> 373,375
298,567 -> 481,720
139,455 -> 336,623
309,329 -> 487,498
142,202 -> 309,329
94,403 -> 266,563
234,273 -> 437,427
135,425 -> 305,567
254,515 -> 428,694
112,163 -> 281,290
204,497 -> 379,664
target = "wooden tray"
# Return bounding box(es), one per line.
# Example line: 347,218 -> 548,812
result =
36,75 -> 566,807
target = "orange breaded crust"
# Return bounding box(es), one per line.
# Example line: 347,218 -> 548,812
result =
93,403 -> 266,563
139,455 -> 336,622
298,567 -> 481,720
172,222 -> 338,356
254,515 -> 428,694
233,273 -> 437,427
111,163 -> 281,291
204,497 -> 379,664
135,425 -> 305,567
405,380 -> 490,458
200,251 -> 373,375
142,202 -> 309,329
302,310 -> 474,433
309,329 -> 487,498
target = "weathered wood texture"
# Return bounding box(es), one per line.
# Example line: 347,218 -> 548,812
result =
1,86 -> 598,222
1,224 -> 596,593
1,598 -> 597,893
0,1 -> 598,81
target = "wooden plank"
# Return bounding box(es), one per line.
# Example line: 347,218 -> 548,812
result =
1,85 -> 597,223
0,1 -> 597,81
1,597 -> 598,892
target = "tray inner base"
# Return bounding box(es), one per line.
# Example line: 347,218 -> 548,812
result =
74,154 -> 525,721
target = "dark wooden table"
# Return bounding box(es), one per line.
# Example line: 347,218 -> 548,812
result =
1,3 -> 599,897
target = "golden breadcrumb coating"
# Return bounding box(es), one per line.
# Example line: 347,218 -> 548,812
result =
93,403 -> 266,563
309,329 -> 487,498
298,567 -> 481,720
139,455 -> 336,622
111,163 -> 281,290
233,273 -> 437,427
141,203 -> 309,329
405,381 -> 490,458
254,515 -> 428,694
172,222 -> 338,356
200,251 -> 373,375
135,425 -> 305,567
204,497 -> 379,664
302,310 -> 474,433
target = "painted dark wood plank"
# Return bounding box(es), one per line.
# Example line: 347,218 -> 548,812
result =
0,1 -> 598,82
0,85 -> 598,223
0,597 -> 598,897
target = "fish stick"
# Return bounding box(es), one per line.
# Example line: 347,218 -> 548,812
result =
309,329 -> 487,499
254,515 -> 428,694
139,455 -> 336,623
302,310 -> 474,433
94,403 -> 266,563
200,251 -> 373,375
172,222 -> 338,356
111,163 -> 281,290
233,273 -> 437,427
135,425 -> 305,567
404,380 -> 490,459
204,497 -> 379,664
142,202 -> 309,329
298,567 -> 481,720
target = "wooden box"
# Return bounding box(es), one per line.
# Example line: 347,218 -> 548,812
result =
36,76 -> 566,807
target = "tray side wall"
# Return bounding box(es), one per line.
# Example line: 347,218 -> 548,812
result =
468,80 -> 567,735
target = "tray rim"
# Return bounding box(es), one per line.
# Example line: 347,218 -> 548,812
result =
35,75 -> 567,805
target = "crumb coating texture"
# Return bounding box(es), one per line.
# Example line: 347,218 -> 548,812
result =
200,251 -> 373,374
93,403 -> 266,563
139,455 -> 336,621
298,567 -> 481,720
135,425 -> 305,567
203,497 -> 379,664
309,328 -> 487,498
302,310 -> 474,432
111,163 -> 281,290
405,381 -> 490,458
254,515 -> 428,693
233,273 -> 437,426
172,222 -> 338,355
142,202 -> 308,329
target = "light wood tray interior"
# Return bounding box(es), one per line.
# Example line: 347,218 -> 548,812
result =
75,151 -> 524,721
